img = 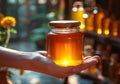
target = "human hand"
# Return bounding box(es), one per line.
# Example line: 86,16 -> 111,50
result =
29,51 -> 100,78
0,47 -> 99,78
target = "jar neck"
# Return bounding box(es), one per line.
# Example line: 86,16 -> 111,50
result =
50,26 -> 80,33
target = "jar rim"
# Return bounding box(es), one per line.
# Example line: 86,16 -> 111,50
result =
49,20 -> 81,28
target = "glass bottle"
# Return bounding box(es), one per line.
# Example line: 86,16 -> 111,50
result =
111,20 -> 119,37
102,17 -> 110,35
94,11 -> 104,35
71,1 -> 85,31
85,12 -> 95,32
84,0 -> 98,32
46,20 -> 84,67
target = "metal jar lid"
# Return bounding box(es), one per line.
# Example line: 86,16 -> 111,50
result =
49,20 -> 80,28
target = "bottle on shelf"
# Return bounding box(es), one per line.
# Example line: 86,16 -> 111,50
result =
71,1 -> 85,31
85,13 -> 95,32
94,9 -> 105,35
110,20 -> 119,37
102,17 -> 110,36
84,0 -> 98,32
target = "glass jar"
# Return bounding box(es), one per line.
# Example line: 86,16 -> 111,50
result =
46,20 -> 84,67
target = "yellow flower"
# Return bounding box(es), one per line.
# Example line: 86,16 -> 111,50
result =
1,16 -> 16,29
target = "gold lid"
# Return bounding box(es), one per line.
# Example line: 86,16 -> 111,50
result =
49,20 -> 80,28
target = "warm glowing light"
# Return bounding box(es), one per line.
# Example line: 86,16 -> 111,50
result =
55,60 -> 83,67
83,13 -> 88,18
78,7 -> 84,11
97,28 -> 102,34
93,9 -> 98,14
71,4 -> 85,32
111,21 -> 118,37
72,7 -> 77,11
88,65 -> 97,75
47,26 -> 84,67
80,24 -> 85,31
85,14 -> 94,31
104,30 -> 109,35
86,27 -> 94,31
113,32 -> 118,36
38,0 -> 47,4
63,61 -> 69,66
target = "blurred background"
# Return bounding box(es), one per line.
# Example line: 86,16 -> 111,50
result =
0,0 -> 120,84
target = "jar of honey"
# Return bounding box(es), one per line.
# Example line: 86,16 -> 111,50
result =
46,20 -> 84,67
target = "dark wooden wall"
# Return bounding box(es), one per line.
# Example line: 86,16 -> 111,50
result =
0,0 -> 7,15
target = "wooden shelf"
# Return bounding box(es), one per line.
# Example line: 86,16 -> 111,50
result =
84,31 -> 120,48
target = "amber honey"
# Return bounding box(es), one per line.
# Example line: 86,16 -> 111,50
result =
87,65 -> 97,75
47,32 -> 84,67
71,1 -> 85,31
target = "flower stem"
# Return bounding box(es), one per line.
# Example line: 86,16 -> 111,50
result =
3,28 -> 10,48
